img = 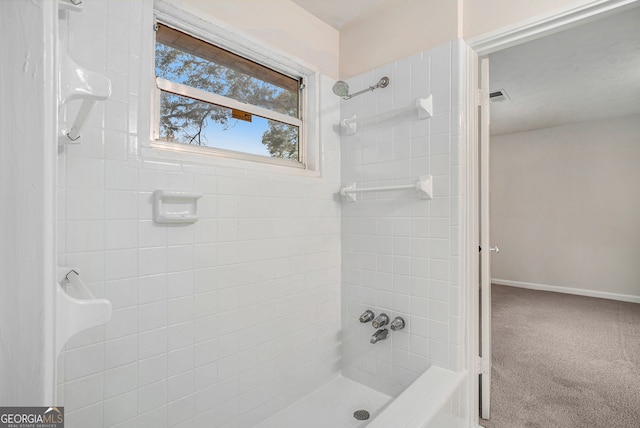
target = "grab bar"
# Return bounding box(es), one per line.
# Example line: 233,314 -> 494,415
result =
340,175 -> 433,202
341,96 -> 432,135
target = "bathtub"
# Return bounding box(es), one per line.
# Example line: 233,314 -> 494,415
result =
367,366 -> 468,428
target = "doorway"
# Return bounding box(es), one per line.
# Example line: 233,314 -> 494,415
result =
466,1 -> 640,426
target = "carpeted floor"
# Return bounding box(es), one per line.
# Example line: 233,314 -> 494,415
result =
482,284 -> 640,428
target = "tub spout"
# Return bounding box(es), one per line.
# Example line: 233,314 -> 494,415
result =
370,328 -> 389,344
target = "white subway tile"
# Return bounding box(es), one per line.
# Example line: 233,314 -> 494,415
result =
138,301 -> 167,332
65,403 -> 103,428
168,296 -> 194,325
137,405 -> 167,428
168,346 -> 194,376
104,334 -> 137,370
105,160 -> 137,190
65,343 -> 104,381
194,385 -> 218,415
167,224 -> 195,246
410,334 -> 429,358
429,339 -> 449,367
66,221 -> 104,252
105,306 -> 137,340
167,395 -> 194,427
105,190 -> 137,220
104,363 -> 137,399
105,220 -> 137,250
64,373 -> 104,410
168,245 -> 194,272
194,362 -> 218,391
167,271 -> 194,298
138,327 -> 167,359
138,274 -> 167,304
67,189 -> 104,221
168,371 -> 194,402
194,291 -> 218,318
104,249 -> 137,280
139,246 -> 167,276
194,315 -> 218,343
429,300 -> 450,323
66,157 -> 104,190
138,220 -> 167,248
428,259 -> 450,281
429,320 -> 449,343
103,390 -> 137,426
168,321 -> 194,351
138,380 -> 168,414
138,354 -> 167,387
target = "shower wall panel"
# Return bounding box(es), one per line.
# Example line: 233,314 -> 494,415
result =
340,41 -> 466,397
56,1 -> 342,427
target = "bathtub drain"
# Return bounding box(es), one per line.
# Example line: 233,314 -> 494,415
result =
353,410 -> 370,421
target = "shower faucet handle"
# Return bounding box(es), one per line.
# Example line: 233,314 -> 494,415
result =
359,310 -> 375,323
390,317 -> 405,331
372,313 -> 389,329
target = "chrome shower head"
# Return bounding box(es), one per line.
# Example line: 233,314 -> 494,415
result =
332,80 -> 350,97
332,76 -> 390,100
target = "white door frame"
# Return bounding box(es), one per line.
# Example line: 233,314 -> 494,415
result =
464,0 -> 639,426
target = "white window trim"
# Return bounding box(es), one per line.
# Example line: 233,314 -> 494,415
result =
144,0 -> 321,173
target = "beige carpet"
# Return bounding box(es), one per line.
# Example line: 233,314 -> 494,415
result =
482,284 -> 640,428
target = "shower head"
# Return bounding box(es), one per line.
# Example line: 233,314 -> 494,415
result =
332,81 -> 350,97
332,76 -> 390,100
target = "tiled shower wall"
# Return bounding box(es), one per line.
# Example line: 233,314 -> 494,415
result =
56,1 -> 342,427
340,41 -> 466,397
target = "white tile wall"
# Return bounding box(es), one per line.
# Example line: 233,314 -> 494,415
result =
56,1 -> 342,427
340,41 -> 466,396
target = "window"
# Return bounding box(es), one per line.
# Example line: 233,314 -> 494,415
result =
152,23 -> 304,166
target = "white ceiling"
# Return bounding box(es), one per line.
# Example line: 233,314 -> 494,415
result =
489,6 -> 640,136
292,0 -> 387,29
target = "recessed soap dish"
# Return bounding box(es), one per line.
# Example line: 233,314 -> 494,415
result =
153,190 -> 203,224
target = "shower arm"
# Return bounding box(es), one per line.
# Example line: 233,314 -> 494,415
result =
343,84 -> 381,100
341,76 -> 389,100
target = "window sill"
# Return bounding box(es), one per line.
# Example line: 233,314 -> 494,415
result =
136,141 -> 321,178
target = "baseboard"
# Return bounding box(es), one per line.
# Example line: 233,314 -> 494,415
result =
492,279 -> 640,304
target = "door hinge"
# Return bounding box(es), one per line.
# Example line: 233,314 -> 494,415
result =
476,356 -> 483,373
476,89 -> 482,106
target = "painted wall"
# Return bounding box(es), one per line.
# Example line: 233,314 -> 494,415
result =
56,1 -> 342,426
490,115 -> 640,298
340,0 -> 458,79
463,0 -> 603,39
339,0 -> 617,78
0,0 -> 56,406
174,0 -> 340,79
340,40 -> 466,396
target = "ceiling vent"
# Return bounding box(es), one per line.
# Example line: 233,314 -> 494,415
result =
489,89 -> 510,102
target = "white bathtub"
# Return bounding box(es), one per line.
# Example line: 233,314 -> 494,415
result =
367,366 -> 468,428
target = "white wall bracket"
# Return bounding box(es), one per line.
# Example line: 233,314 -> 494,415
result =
58,49 -> 111,143
340,95 -> 433,135
153,190 -> 203,224
56,268 -> 112,355
58,0 -> 83,12
340,175 -> 433,202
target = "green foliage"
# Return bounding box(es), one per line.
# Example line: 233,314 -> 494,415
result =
261,122 -> 299,160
